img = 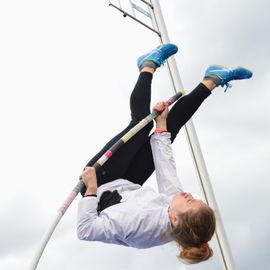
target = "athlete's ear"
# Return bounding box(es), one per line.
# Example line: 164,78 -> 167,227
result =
171,214 -> 180,228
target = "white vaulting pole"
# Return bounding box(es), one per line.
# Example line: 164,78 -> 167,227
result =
29,212 -> 63,270
148,1 -> 235,269
29,185 -> 84,270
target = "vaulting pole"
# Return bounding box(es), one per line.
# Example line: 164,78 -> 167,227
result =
148,1 -> 235,269
29,91 -> 183,270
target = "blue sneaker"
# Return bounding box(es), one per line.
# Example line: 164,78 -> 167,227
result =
137,44 -> 178,71
204,65 -> 253,92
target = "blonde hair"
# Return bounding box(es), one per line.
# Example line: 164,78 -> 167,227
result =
170,206 -> 216,264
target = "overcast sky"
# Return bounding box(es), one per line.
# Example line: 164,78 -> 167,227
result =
0,0 -> 269,270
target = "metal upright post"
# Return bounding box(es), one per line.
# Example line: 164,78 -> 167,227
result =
148,1 -> 235,269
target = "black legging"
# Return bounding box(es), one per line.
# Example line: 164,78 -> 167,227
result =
82,72 -> 211,195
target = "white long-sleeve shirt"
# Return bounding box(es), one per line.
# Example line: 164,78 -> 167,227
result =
77,132 -> 184,249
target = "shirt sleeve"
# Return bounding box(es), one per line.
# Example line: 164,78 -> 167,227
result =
150,132 -> 184,196
77,197 -> 116,244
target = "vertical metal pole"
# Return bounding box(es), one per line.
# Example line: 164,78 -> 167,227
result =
149,1 -> 235,269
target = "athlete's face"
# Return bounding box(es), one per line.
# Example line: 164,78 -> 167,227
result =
169,192 -> 206,227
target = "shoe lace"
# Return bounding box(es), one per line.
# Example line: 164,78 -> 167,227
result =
224,83 -> 232,92
223,68 -> 235,92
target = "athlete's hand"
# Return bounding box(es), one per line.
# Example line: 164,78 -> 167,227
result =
153,101 -> 168,129
79,167 -> 97,195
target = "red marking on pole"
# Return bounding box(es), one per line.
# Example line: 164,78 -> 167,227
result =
105,151 -> 112,159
